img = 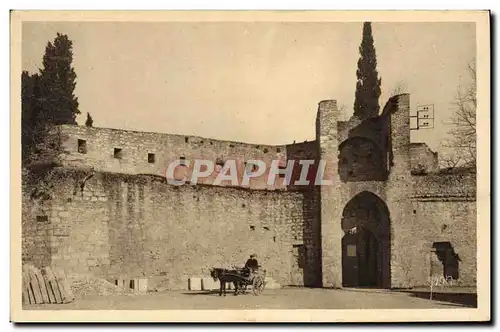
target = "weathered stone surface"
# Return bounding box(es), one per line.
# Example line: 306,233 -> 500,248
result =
21,94 -> 476,291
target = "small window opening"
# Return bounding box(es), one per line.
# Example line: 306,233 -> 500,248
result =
77,139 -> 87,154
432,242 -> 461,280
263,148 -> 269,153
277,148 -> 281,153
250,225 -> 255,231
114,148 -> 123,159
148,153 -> 155,163
185,137 -> 189,143
293,244 -> 306,268
36,215 -> 48,223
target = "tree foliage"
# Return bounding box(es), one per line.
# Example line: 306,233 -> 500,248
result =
353,22 -> 382,120
39,33 -> 80,125
21,33 -> 79,164
21,71 -> 42,162
85,112 -> 94,127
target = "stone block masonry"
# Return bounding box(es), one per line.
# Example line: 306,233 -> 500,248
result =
22,168 -> 321,290
22,94 -> 477,291
52,125 -> 290,190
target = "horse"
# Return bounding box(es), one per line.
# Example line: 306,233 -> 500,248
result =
210,268 -> 247,296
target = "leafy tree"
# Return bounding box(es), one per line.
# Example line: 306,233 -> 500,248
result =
21,33 -> 79,164
353,22 -> 382,120
21,71 -> 45,163
85,112 -> 94,127
39,33 -> 80,125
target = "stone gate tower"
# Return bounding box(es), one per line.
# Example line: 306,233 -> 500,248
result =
315,100 -> 343,287
315,94 -> 419,288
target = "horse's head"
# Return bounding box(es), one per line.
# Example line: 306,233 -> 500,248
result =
210,268 -> 219,281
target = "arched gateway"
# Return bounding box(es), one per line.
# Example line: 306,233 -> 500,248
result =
341,191 -> 391,288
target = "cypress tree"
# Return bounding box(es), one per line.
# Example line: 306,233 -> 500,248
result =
85,112 -> 94,127
353,22 -> 382,120
39,33 -> 80,125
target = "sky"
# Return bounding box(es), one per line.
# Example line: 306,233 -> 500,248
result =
22,21 -> 476,154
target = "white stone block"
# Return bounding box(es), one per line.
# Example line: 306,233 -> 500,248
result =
188,277 -> 202,291
137,278 -> 148,293
201,278 -> 219,290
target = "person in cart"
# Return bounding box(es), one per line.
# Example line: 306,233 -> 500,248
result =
243,254 -> 259,279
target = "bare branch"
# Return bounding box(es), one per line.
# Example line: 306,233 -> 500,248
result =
445,60 -> 477,168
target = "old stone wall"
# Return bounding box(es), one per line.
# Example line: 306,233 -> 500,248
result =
317,94 -> 476,289
52,125 -> 287,190
316,99 -> 343,288
22,192 -> 52,269
22,168 -> 321,289
412,171 -> 476,198
22,169 -> 112,277
409,143 -> 439,174
403,199 -> 476,287
21,94 -> 477,291
286,141 -> 319,189
403,171 -> 477,287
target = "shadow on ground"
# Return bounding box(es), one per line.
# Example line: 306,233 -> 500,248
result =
332,287 -> 476,308
403,291 -> 477,307
182,290 -> 252,296
182,290 -> 220,296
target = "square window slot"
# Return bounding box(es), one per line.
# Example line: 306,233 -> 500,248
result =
114,148 -> 123,159
77,139 -> 87,154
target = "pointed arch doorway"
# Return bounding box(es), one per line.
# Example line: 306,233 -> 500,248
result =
341,191 -> 391,288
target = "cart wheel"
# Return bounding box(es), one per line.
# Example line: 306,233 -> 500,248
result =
252,276 -> 265,295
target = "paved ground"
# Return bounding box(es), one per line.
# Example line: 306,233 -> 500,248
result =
24,287 -> 470,310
